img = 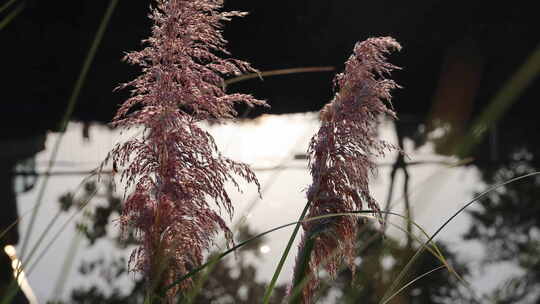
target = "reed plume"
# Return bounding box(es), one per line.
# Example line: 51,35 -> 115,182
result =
106,0 -> 265,300
292,37 -> 401,303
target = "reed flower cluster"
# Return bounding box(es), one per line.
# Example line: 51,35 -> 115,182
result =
107,0 -> 265,300
292,37 -> 401,303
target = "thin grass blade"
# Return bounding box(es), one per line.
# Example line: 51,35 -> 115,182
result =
380,265 -> 446,304
18,0 -> 119,262
0,1 -> 24,30
380,171 -> 540,303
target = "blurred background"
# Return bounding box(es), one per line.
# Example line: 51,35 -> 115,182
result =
2,0 -> 540,303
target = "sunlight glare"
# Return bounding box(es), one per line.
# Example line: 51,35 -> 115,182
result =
259,245 -> 271,254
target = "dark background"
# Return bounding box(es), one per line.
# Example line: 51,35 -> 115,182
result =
3,1 -> 539,134
2,1 -> 540,303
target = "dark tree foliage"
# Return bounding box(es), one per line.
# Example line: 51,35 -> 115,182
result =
186,225 -> 287,304
316,221 -> 470,304
465,146 -> 540,303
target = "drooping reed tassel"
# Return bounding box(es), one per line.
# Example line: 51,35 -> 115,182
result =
291,37 -> 401,303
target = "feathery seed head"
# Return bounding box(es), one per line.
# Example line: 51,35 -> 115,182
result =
107,0 -> 265,300
294,36 -> 401,303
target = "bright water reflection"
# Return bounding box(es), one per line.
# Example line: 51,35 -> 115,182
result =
14,113 -> 525,302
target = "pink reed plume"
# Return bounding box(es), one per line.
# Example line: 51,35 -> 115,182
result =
292,37 -> 401,303
106,0 -> 266,300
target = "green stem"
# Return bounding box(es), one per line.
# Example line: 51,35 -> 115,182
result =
289,235 -> 316,304
59,0 -> 119,132
456,43 -> 540,157
0,0 -> 18,13
51,232 -> 83,299
0,0 -> 24,31
262,200 -> 312,304
224,66 -> 334,87
18,0 -> 119,263
185,254 -> 221,304
380,265 -> 446,304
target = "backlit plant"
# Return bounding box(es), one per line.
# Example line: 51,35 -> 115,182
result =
107,0 -> 265,300
107,0 -> 400,303
290,37 -> 401,303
